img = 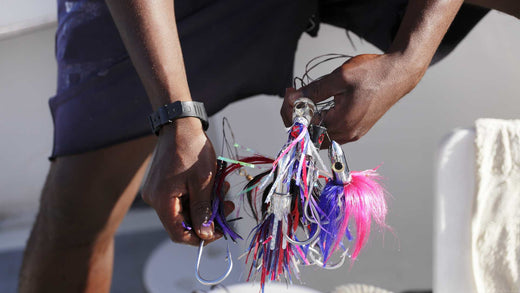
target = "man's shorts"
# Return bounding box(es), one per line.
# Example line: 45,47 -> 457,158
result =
49,0 -> 488,159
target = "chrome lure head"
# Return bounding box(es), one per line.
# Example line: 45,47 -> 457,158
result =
292,98 -> 316,126
329,140 -> 351,184
309,124 -> 327,149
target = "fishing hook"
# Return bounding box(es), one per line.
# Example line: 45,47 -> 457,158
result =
307,245 -> 349,270
283,221 -> 321,246
195,240 -> 233,286
303,193 -> 323,224
304,190 -> 344,225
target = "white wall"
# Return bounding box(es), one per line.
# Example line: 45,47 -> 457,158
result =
0,0 -> 56,27
0,26 -> 56,220
0,8 -> 519,293
0,0 -> 56,38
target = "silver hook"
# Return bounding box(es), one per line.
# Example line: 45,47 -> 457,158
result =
195,240 -> 233,286
307,245 -> 349,270
304,194 -> 344,225
283,222 -> 321,246
303,194 -> 324,224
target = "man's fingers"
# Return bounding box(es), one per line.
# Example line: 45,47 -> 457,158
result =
222,181 -> 230,195
284,87 -> 302,107
281,88 -> 301,127
282,71 -> 346,127
188,172 -> 216,241
222,181 -> 234,216
300,54 -> 380,104
297,69 -> 346,103
223,200 -> 235,217
321,92 -> 365,144
155,196 -> 201,246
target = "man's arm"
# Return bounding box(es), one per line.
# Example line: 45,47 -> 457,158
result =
282,0 -> 464,145
105,0 -> 190,108
105,0 -> 223,245
388,0 -> 464,82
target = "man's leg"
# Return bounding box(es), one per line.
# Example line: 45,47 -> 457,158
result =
18,135 -> 156,293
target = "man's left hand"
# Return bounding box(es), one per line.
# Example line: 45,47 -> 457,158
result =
281,53 -> 423,147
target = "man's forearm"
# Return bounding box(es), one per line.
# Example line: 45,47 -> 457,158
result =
389,0 -> 464,83
105,0 -> 191,109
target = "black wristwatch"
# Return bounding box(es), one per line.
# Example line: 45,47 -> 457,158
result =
149,101 -> 209,135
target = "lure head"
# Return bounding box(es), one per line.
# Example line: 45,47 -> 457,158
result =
292,98 -> 316,126
329,140 -> 351,184
309,124 -> 327,149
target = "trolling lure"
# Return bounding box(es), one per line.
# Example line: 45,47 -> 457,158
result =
195,155 -> 275,286
261,98 -> 317,201
314,141 -> 388,265
245,191 -> 310,292
244,98 -> 328,290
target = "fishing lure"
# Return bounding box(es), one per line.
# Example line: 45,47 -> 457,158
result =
195,117 -> 274,285
195,155 -> 275,285
243,98 -> 331,291
195,51 -> 392,287
315,141 -> 388,265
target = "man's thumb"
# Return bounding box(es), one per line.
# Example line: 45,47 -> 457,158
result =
189,187 -> 214,240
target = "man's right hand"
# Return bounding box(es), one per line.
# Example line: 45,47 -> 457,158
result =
142,117 -> 225,246
106,1 -> 236,246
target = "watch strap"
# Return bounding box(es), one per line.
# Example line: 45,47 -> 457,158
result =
149,101 -> 209,135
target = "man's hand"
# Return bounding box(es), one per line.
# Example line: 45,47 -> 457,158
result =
142,117 -> 232,246
282,0 -> 469,146
281,53 -> 422,146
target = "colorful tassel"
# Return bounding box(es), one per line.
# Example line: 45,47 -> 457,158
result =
210,156 -> 275,241
244,98 -> 323,290
314,141 -> 388,264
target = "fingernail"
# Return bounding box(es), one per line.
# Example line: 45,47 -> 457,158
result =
199,220 -> 213,238
182,221 -> 192,231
